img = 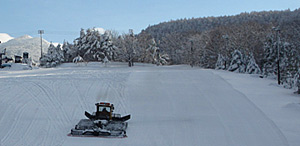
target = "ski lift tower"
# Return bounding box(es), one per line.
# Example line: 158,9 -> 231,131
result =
38,30 -> 44,59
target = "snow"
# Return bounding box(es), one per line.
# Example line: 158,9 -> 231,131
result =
0,63 -> 299,146
14,35 -> 33,40
212,70 -> 300,146
0,35 -> 50,62
94,28 -> 106,34
0,33 -> 14,43
0,63 -> 33,71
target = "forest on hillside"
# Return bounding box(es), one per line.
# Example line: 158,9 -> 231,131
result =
139,8 -> 300,89
40,8 -> 300,89
142,8 -> 300,66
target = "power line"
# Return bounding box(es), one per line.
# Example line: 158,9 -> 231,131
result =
3,30 -> 79,36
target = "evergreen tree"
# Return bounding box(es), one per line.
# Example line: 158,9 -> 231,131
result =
62,41 -> 76,62
157,52 -> 170,65
262,34 -> 278,77
40,44 -> 64,67
145,38 -> 159,64
296,69 -> 300,94
144,38 -> 169,65
215,54 -> 226,70
246,53 -> 261,74
72,28 -> 117,63
228,49 -> 246,73
135,31 -> 153,63
82,28 -> 102,61
74,28 -> 88,57
99,31 -> 117,62
281,42 -> 299,88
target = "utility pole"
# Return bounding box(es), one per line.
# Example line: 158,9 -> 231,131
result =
129,29 -> 134,67
273,27 -> 281,85
38,30 -> 44,59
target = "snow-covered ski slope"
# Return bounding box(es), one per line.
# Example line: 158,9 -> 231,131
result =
0,62 -> 299,146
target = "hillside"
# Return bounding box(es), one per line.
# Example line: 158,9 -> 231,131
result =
137,8 -> 300,73
0,33 -> 14,43
143,9 -> 300,40
0,35 -> 50,61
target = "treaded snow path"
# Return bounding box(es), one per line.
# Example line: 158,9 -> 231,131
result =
0,63 -> 290,146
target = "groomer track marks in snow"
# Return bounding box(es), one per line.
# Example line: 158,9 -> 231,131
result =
0,63 -> 294,146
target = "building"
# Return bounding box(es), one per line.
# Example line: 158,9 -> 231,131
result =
15,55 -> 22,63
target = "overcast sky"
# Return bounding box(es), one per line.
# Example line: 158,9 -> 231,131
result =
0,0 -> 299,43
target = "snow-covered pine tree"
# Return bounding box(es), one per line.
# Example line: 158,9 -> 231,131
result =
262,31 -> 300,89
134,31 -> 153,63
296,69 -> 300,94
158,53 -> 170,65
215,54 -> 226,70
145,38 -> 158,64
74,28 -> 88,58
99,31 -> 117,62
40,44 -> 64,67
262,34 -> 278,77
82,28 -> 102,61
228,49 -> 246,73
154,47 -> 170,66
62,41 -> 76,62
73,28 -> 117,63
246,53 -> 261,74
145,38 -> 169,65
280,42 -> 299,88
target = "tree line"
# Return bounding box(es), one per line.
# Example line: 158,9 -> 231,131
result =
40,28 -> 169,68
141,8 -> 300,90
40,8 -> 300,90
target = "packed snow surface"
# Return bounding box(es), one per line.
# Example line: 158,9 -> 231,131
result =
0,63 -> 299,146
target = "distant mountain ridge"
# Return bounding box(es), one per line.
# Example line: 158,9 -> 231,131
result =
143,9 -> 300,40
0,33 -> 14,43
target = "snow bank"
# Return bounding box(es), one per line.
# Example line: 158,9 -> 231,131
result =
0,63 -> 33,71
213,70 -> 300,146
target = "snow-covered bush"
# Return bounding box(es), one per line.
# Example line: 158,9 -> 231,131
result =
73,55 -> 87,66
